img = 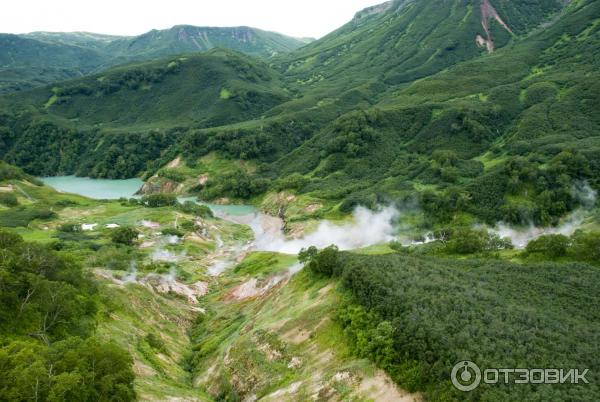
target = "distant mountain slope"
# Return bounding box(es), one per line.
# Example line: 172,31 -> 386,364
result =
0,26 -> 311,94
0,34 -> 107,93
278,0 -> 566,89
0,0 -> 598,227
24,31 -> 128,51
105,25 -> 311,61
5,49 -> 289,127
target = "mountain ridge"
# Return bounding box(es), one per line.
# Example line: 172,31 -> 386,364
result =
0,1 -> 599,401
0,25 -> 311,93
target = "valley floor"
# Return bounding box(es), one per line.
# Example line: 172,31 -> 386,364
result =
2,179 -> 420,401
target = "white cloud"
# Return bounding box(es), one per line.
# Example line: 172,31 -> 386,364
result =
2,0 -> 385,39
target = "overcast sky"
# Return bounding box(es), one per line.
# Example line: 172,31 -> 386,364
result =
1,0 -> 384,39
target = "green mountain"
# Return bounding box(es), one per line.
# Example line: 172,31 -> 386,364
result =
277,0 -> 565,89
104,25 -> 312,61
0,27 -> 310,94
24,31 -> 127,51
0,34 -> 107,93
3,0 -> 595,225
1,1 -> 600,401
8,49 -> 289,127
0,49 -> 290,178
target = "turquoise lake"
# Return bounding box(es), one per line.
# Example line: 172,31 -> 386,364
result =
40,176 -> 257,216
40,176 -> 144,200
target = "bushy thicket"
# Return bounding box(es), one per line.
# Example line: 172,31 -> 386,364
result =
423,151 -> 597,225
140,193 -> 178,208
0,231 -> 135,401
302,248 -> 600,401
1,119 -> 179,179
0,192 -> 18,207
0,205 -> 56,227
198,168 -> 269,200
178,201 -> 213,218
524,231 -> 600,262
110,227 -> 139,246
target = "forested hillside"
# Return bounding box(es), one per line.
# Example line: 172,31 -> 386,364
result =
0,162 -> 136,400
1,0 -> 598,227
0,27 -> 309,94
301,247 -> 600,401
1,1 -> 600,400
0,34 -> 107,93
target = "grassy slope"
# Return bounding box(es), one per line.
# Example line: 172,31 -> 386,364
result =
189,254 -> 419,401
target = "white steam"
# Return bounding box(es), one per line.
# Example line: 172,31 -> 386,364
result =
252,206 -> 399,254
573,181 -> 597,208
492,211 -> 586,249
152,248 -> 186,262
491,181 -> 597,249
122,261 -> 138,283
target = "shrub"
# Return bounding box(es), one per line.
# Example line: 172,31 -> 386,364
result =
525,234 -> 571,258
144,333 -> 169,355
161,227 -> 184,237
57,223 -> 81,233
300,245 -> 341,277
570,231 -> 600,262
0,192 -> 18,207
446,227 -> 513,254
0,206 -> 56,227
274,173 -> 309,191
0,230 -> 24,248
110,227 -> 139,246
141,193 -> 178,208
158,169 -> 186,183
178,201 -> 213,218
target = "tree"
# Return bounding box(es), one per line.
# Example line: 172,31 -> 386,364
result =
141,193 -> 178,208
110,227 -> 139,246
525,234 -> 570,258
301,245 -> 340,277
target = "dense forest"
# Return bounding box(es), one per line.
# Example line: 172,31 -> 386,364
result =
0,0 -> 598,228
0,230 -> 135,401
301,246 -> 600,401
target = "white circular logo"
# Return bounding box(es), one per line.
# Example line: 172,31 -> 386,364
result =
451,361 -> 482,392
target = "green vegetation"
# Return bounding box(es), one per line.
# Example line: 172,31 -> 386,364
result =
1,0 -> 597,228
0,205 -> 56,227
1,1 -> 600,400
524,231 -> 600,262
303,247 -> 600,401
178,201 -> 213,218
141,193 -> 178,208
0,191 -> 18,206
1,27 -> 310,94
110,226 -> 140,246
0,231 -> 135,401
